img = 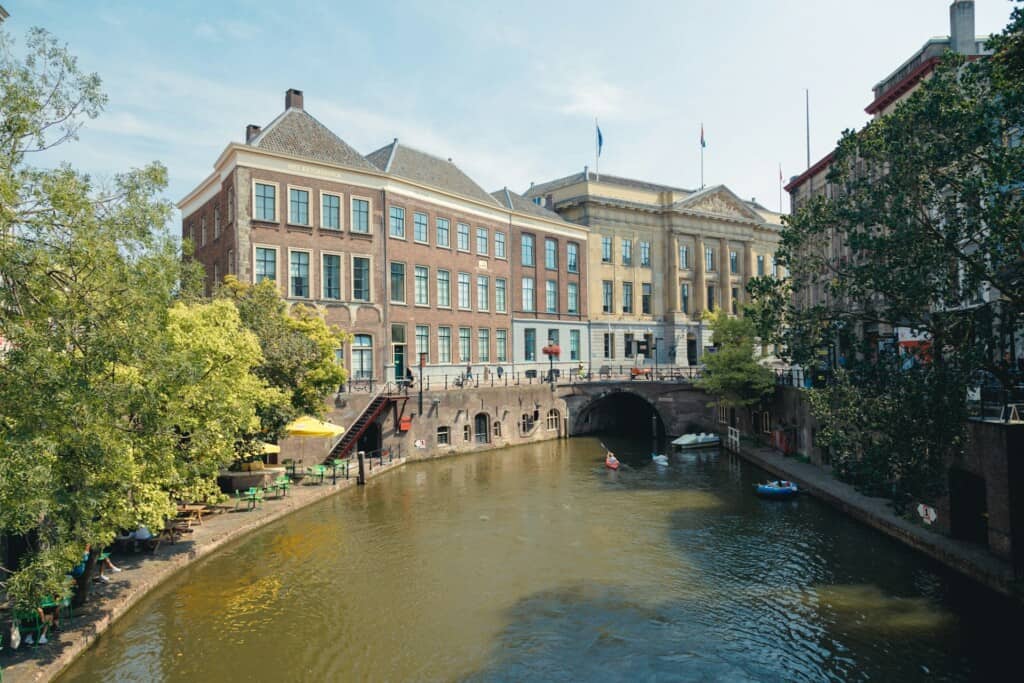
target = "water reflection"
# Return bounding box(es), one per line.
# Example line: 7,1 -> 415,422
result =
60,436 -> 1018,682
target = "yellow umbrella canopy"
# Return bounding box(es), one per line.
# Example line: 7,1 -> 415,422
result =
284,416 -> 346,438
259,441 -> 281,454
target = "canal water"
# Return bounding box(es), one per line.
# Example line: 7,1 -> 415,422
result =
60,437 -> 1019,682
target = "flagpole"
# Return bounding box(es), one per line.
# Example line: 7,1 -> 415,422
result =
595,117 -> 600,181
805,89 -> 811,169
779,163 -> 783,213
699,122 -> 704,190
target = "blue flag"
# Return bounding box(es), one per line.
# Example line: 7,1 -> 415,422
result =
596,123 -> 604,157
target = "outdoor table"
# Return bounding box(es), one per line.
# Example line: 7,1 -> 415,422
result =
272,476 -> 292,497
176,504 -> 207,526
242,487 -> 264,510
283,459 -> 302,478
329,458 -> 348,484
306,465 -> 327,485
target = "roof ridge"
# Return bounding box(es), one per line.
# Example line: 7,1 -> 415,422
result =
384,138 -> 398,173
249,107 -> 294,146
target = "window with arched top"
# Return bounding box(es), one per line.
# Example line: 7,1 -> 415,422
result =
474,413 -> 490,444
546,409 -> 560,431
520,413 -> 535,435
493,420 -> 502,438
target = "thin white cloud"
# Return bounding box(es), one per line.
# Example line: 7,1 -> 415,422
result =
193,20 -> 260,42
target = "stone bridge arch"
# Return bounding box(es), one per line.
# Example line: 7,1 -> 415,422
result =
563,382 -> 714,439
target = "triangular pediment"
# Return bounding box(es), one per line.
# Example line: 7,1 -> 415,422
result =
674,185 -> 764,223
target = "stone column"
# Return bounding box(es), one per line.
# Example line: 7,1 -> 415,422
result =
694,235 -> 706,315
719,237 -> 729,313
743,242 -> 755,305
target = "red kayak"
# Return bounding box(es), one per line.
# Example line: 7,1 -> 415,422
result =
605,453 -> 620,470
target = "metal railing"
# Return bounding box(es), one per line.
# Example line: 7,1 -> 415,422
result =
339,366 -> 704,395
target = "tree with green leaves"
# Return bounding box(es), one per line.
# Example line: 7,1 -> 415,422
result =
750,6 -> 1023,507
217,276 -> 348,443
695,310 -> 775,410
0,28 -> 284,608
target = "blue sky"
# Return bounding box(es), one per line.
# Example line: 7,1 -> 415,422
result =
5,1 -> 1017,217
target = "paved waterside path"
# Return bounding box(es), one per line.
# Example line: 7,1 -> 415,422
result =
2,458 -> 405,683
733,442 -> 1018,598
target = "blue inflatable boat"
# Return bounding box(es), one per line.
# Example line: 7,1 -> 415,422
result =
756,480 -> 799,499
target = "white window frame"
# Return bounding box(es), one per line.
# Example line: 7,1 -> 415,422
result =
389,205 -> 406,239
200,215 -> 207,246
321,191 -> 343,231
287,248 -> 313,299
415,324 -> 430,364
456,223 -> 471,252
414,265 -> 430,307
287,184 -> 313,226
214,206 -> 221,239
476,227 -> 489,255
495,277 -> 507,314
437,269 -> 452,309
477,274 -> 489,311
350,195 -> 373,234
390,260 -> 407,305
438,326 -> 452,364
413,211 -> 429,244
494,231 -> 507,260
436,217 -> 451,248
253,243 -> 280,286
350,253 -> 374,302
321,250 -> 344,301
457,271 -> 472,311
227,186 -> 234,224
253,180 -> 280,223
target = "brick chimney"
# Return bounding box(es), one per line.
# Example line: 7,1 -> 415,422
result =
285,88 -> 304,110
245,124 -> 262,143
949,1 -> 976,55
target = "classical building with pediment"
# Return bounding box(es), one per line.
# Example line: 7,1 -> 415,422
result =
524,172 -> 784,367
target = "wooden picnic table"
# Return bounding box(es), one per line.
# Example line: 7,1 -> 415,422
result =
176,504 -> 208,526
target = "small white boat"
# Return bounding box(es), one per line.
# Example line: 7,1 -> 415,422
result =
651,453 -> 669,466
671,433 -> 721,450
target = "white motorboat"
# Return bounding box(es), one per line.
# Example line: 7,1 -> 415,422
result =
651,453 -> 669,466
671,433 -> 721,450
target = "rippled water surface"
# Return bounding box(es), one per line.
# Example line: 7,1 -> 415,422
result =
60,437 -> 1020,682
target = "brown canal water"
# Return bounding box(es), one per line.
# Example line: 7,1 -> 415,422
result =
59,436 -> 1019,682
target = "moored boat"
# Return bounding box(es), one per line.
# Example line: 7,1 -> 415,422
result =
755,480 -> 799,499
671,433 -> 721,450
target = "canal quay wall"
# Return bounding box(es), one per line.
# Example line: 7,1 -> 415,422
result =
2,458 -> 406,683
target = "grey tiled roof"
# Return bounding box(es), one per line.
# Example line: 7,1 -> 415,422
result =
366,140 -> 501,206
490,188 -> 563,221
523,171 -> 694,198
251,109 -> 377,171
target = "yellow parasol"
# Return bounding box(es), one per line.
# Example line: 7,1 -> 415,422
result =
259,441 -> 281,455
284,416 -> 346,438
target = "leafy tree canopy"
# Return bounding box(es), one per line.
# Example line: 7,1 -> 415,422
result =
695,310 -> 775,409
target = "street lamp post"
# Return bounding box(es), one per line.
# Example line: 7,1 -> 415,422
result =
542,340 -> 561,392
655,337 -> 662,381
418,352 -> 426,415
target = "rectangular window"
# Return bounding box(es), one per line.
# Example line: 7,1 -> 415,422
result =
390,262 -> 406,303
352,334 -> 373,379
547,329 -> 559,346
496,329 -> 508,362
478,328 -> 490,362
569,329 -> 580,361
416,325 -> 429,363
568,283 -> 579,314
290,251 -> 309,297
477,275 -> 489,311
622,239 -> 632,266
495,231 -> 507,258
521,234 -> 535,266
640,241 -> 650,267
706,285 -> 715,312
603,332 -> 614,359
457,223 -> 470,251
459,327 -> 471,362
757,254 -> 765,276
730,250 -> 738,274
521,277 -> 535,312
352,257 -> 371,301
213,262 -> 219,287
437,269 -> 451,307
602,280 -> 613,313
568,243 -> 579,272
524,328 -> 536,361
438,326 -> 452,363
546,280 -> 557,313
390,206 -> 406,238
731,286 -> 739,315
228,248 -> 235,275
622,282 -> 633,314
476,227 -> 488,255
495,278 -> 507,313
411,212 -> 427,243
771,257 -> 778,278
705,246 -> 715,272
214,206 -> 221,239
679,244 -> 690,269
601,237 -> 612,263
227,187 -> 234,223
680,282 -> 689,314
255,182 -> 276,221
624,333 -> 635,358
414,266 -> 429,305
545,238 -> 557,269
437,426 -> 450,445
289,188 -> 309,225
323,254 -> 341,300
255,247 -> 276,283
351,198 -> 370,234
436,217 -> 450,247
322,193 -> 341,230
642,283 -> 652,314
457,272 -> 471,310
201,216 -> 206,246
